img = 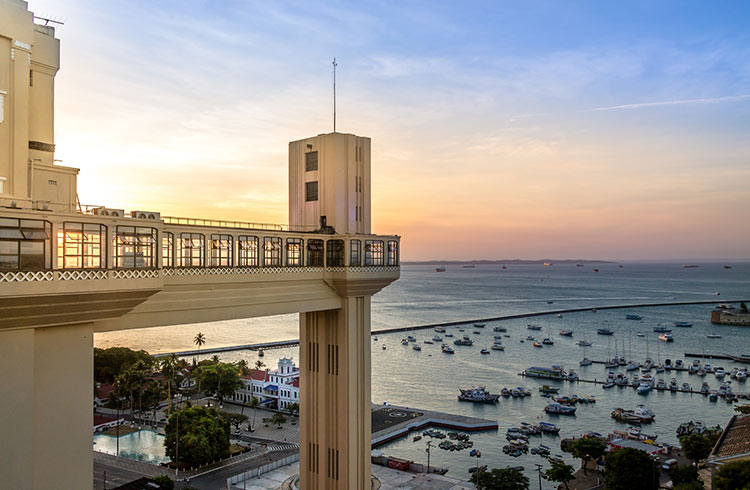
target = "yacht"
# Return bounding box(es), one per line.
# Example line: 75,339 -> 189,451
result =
597,328 -> 614,335
715,367 -> 726,379
658,333 -> 674,342
654,326 -> 672,333
668,378 -> 678,390
626,314 -> 643,320
442,345 -> 455,354
559,330 -> 573,336
577,340 -> 592,347
458,387 -> 500,403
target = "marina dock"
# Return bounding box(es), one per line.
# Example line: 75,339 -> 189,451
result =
370,404 -> 498,447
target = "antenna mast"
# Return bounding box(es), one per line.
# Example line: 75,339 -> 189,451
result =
332,57 -> 337,132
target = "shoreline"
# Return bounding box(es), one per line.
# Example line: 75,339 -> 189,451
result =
153,298 -> 748,358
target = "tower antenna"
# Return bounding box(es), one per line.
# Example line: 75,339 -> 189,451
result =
332,57 -> 337,132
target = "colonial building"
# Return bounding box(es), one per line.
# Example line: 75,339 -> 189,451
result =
231,357 -> 300,410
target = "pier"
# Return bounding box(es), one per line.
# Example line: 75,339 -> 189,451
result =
152,298 -> 749,358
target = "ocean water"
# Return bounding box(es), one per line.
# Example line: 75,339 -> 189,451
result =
95,262 -> 750,485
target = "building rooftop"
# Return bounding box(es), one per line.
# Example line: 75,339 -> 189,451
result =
710,414 -> 750,461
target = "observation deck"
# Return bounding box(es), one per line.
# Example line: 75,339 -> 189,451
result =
0,206 -> 399,332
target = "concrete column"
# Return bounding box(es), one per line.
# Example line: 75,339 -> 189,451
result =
300,296 -> 372,490
0,323 -> 93,489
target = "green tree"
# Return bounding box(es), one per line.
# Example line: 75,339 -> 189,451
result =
669,464 -> 699,486
211,354 -> 221,364
254,360 -> 265,371
247,396 -> 260,431
570,437 -> 606,475
545,460 -> 575,490
151,475 -> 175,490
164,406 -> 230,467
196,362 -> 243,405
221,412 -> 248,432
603,448 -> 659,490
714,460 -> 750,490
270,412 -> 287,428
160,354 -> 179,414
142,380 -> 167,426
116,360 -> 150,422
194,332 -> 206,352
673,482 -> 704,490
94,347 -> 154,383
236,359 -> 250,375
286,402 -> 299,417
680,433 -> 714,465
470,467 -> 529,490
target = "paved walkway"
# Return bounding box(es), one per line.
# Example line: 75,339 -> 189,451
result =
231,462 -> 474,490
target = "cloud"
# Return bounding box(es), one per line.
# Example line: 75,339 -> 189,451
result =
586,94 -> 750,112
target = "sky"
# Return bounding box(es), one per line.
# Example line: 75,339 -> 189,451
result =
30,0 -> 750,261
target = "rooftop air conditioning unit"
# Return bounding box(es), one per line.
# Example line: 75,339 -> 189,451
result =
131,210 -> 161,220
91,207 -> 125,217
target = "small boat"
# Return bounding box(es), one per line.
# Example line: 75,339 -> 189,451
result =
413,345 -> 421,351
559,330 -> 573,336
527,324 -> 543,331
424,340 -> 434,344
626,314 -> 643,320
567,370 -> 579,381
458,387 -> 500,403
542,338 -> 554,345
445,333 -> 454,338
724,265 -> 732,269
373,336 -> 378,341
603,382 -> 615,389
537,422 -> 560,434
682,383 -> 691,391
707,333 -> 722,339
653,326 -> 672,333
527,335 -> 535,341
709,392 -> 718,402
625,361 -> 640,372
382,344 -> 386,350
592,268 -> 599,272
442,345 -> 455,354
493,326 -> 507,332
473,331 -> 481,335
636,383 -> 651,395
413,435 -> 422,442
547,300 -> 554,304
480,348 -> 490,354
557,314 -> 563,318
636,332 -> 645,337
674,322 -> 693,328
474,323 -> 486,328
577,340 -> 592,346
407,335 -> 417,342
668,378 -> 678,390
533,342 -> 543,348
597,328 -> 614,335
544,403 -> 576,415
658,333 -> 674,342
715,367 -> 726,379
675,360 -> 684,368
454,336 -> 473,346
539,385 -> 559,394
434,327 -> 446,333
580,358 -> 593,366
433,335 -> 443,341
258,350 -> 264,357
401,339 -> 409,345
435,266 -> 446,272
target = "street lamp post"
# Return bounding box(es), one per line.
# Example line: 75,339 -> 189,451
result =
535,463 -> 543,490
425,440 -> 433,474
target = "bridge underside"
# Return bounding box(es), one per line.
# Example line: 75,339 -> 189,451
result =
0,267 -> 397,489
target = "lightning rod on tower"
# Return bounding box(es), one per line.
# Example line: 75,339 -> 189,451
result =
333,57 -> 337,132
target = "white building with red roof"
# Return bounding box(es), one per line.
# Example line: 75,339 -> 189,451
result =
230,357 -> 300,410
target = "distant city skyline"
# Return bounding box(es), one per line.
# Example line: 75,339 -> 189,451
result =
32,0 -> 750,260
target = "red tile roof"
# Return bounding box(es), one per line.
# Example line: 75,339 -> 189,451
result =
96,383 -> 116,399
94,414 -> 116,426
241,369 -> 268,382
711,414 -> 750,459
291,379 -> 300,388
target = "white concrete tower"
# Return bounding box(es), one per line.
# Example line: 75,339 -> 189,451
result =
289,132 -> 371,234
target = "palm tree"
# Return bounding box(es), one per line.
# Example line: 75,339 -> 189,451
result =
211,354 -> 220,364
160,354 -> 178,414
236,359 -> 250,375
254,360 -> 265,371
194,332 -> 206,360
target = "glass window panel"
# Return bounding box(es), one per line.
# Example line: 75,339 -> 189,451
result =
19,219 -> 44,229
0,255 -> 19,269
0,218 -> 19,227
307,239 -> 324,266
349,240 -> 361,266
0,229 -> 24,239
0,242 -> 18,254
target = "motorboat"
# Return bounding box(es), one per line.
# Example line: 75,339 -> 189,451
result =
494,335 -> 503,340
597,328 -> 614,335
537,422 -> 560,434
445,333 -> 454,338
544,403 -> 576,415
458,387 -> 500,403
602,381 -> 615,389
674,322 -> 693,328
526,335 -> 535,341
682,383 -> 691,391
473,331 -> 481,335
433,335 -> 443,342
434,327 -> 446,333
435,266 -> 446,272
454,336 -> 473,346
605,358 -> 619,369
654,326 -> 672,333
614,374 -> 629,386
424,340 -> 433,344
567,370 -> 579,381
442,345 -> 455,354
401,339 -> 409,345
491,342 -> 505,351
715,367 -> 726,379
636,332 -> 645,337
480,348 -> 490,355
636,383 -> 652,395
559,330 -> 573,336
533,341 -> 543,348
700,382 -> 710,393
626,314 -> 643,320
579,358 -> 593,366
655,364 -> 665,373
527,324 -> 543,331
382,344 -> 386,350
737,369 -> 748,381
542,338 -> 554,345
577,340 -> 592,346
374,336 -> 378,341
707,333 -> 722,339
675,360 -> 684,369
655,379 -> 667,390
474,322 -> 486,328
407,335 -> 417,342
413,345 -> 422,351
538,385 -> 559,394
668,378 -> 678,390
493,326 -> 507,332
658,333 -> 674,342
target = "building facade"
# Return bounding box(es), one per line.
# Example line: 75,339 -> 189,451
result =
231,357 -> 300,410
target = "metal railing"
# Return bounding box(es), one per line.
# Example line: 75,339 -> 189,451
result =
161,215 -> 318,233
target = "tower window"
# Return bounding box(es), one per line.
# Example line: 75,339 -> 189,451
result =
306,181 -> 318,202
305,151 -> 318,171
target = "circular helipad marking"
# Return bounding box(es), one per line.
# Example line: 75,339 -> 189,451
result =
388,410 -> 409,418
